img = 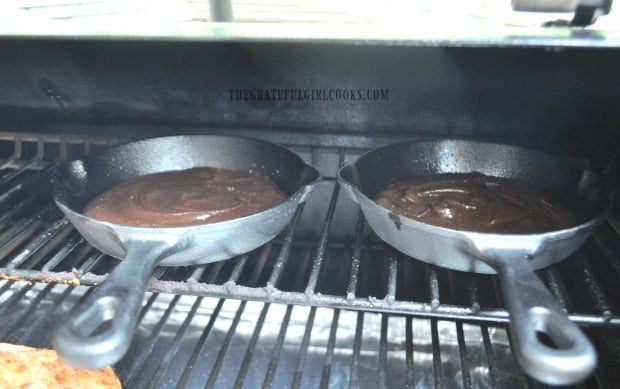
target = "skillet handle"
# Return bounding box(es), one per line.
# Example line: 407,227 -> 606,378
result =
490,250 -> 597,385
53,242 -> 172,369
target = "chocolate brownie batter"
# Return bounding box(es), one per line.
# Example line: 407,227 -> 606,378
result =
375,173 -> 574,233
84,167 -> 285,227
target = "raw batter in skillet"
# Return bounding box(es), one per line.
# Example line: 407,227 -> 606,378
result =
84,167 -> 285,227
375,172 -> 575,234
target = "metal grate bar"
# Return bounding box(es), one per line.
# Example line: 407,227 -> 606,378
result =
175,299 -> 226,389
491,277 -> 505,311
0,193 -> 48,230
267,204 -> 305,289
188,265 -> 207,282
591,362 -> 611,389
18,285 -> 77,344
203,261 -> 224,284
0,163 -> 56,206
0,157 -> 19,171
0,132 -> 125,149
0,279 -> 13,297
148,296 -> 205,388
427,264 -> 441,309
505,327 -> 532,389
467,275 -> 481,313
8,136 -> 22,160
262,304 -> 293,389
291,306 -> 317,389
152,267 -> 167,280
348,311 -> 364,389
305,183 -> 340,295
0,282 -> 56,340
0,160 -> 45,188
385,256 -> 397,304
0,215 -> 46,261
227,253 -> 248,283
405,316 -> 415,387
39,237 -> 84,271
481,324 -> 498,387
378,315 -> 389,389
72,250 -> 105,276
582,260 -> 613,320
135,293 -> 160,330
319,308 -> 340,389
9,284 -> 93,346
542,268 -> 568,310
0,282 -> 34,319
6,267 -> 619,325
7,218 -> 70,270
455,321 -> 473,389
593,227 -> 620,278
248,244 -> 272,287
58,286 -> 96,314
205,300 -> 248,388
430,318 -> 443,389
290,246 -> 312,288
34,139 -> 45,160
233,302 -> 271,389
346,210 -> 364,300
124,294 -> 183,386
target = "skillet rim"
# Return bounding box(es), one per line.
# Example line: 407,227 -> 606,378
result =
52,134 -> 321,231
337,137 -> 604,238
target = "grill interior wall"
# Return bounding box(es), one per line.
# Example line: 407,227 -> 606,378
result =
1,40 -> 620,171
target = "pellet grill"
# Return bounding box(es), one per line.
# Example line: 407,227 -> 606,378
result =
0,8 -> 619,388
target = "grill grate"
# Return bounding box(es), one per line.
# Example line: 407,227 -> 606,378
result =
0,281 -> 534,388
0,132 -> 619,325
0,132 -> 619,387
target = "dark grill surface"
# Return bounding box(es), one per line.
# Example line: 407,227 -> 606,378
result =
0,132 -> 619,388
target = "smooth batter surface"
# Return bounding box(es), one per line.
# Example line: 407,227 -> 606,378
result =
375,173 -> 574,233
84,167 -> 285,227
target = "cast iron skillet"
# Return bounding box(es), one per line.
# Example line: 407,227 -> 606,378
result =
52,135 -> 320,369
338,139 -> 602,385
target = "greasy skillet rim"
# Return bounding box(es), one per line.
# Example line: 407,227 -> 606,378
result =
52,134 -> 319,233
337,137 -> 603,241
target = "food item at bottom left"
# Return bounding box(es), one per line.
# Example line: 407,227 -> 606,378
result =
0,343 -> 121,388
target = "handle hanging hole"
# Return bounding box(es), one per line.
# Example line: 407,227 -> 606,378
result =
90,319 -> 115,337
530,306 -> 575,350
536,331 -> 560,349
73,296 -> 120,337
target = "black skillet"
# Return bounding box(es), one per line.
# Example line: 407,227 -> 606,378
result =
338,139 -> 603,385
51,135 -> 320,369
